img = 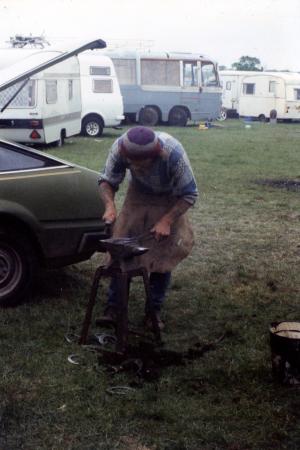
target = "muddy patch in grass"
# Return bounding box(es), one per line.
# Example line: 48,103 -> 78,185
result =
255,178 -> 300,191
95,332 -> 227,384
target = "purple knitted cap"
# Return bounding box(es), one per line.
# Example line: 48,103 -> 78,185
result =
120,126 -> 161,160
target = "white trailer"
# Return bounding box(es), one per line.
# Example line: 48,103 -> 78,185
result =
78,51 -> 124,137
0,39 -> 106,145
220,70 -> 300,121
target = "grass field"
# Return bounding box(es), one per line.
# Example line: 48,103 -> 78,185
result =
0,120 -> 299,450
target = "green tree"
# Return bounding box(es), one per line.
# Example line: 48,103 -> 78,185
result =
231,56 -> 263,71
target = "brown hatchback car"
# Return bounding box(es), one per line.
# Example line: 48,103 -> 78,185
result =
0,139 -> 107,306
0,39 -> 108,306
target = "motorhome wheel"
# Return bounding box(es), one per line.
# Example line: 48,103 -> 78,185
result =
168,107 -> 188,127
138,107 -> 159,127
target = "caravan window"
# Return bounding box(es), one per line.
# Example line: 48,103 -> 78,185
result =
68,80 -> 73,100
46,80 -> 57,104
294,89 -> 300,100
201,62 -> 218,86
269,81 -> 276,94
90,66 -> 111,76
243,83 -> 255,95
0,80 -> 36,108
93,79 -> 113,93
183,62 -> 198,87
141,59 -> 180,86
226,81 -> 231,90
112,59 -> 136,85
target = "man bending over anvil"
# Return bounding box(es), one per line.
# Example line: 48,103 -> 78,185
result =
98,126 -> 198,330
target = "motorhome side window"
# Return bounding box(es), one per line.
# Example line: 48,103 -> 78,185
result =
112,59 -> 136,85
226,81 -> 231,90
0,80 -> 36,108
183,61 -> 198,87
243,83 -> 255,95
201,62 -> 218,86
46,80 -> 57,104
68,80 -> 73,100
90,66 -> 111,76
141,59 -> 180,86
294,89 -> 300,100
93,79 -> 113,93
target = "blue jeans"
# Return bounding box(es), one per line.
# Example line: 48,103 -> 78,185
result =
107,272 -> 171,312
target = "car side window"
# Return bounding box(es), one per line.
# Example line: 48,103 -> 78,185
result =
0,145 -> 63,172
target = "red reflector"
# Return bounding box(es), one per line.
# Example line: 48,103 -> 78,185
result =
30,130 -> 41,139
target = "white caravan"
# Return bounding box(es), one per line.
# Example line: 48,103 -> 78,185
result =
220,70 -> 300,121
0,39 -> 106,145
78,51 -> 124,137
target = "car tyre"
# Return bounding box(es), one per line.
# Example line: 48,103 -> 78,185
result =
168,107 -> 188,126
82,115 -> 104,137
138,107 -> 159,126
0,230 -> 36,307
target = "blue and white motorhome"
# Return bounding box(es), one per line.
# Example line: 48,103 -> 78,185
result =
105,49 -> 222,126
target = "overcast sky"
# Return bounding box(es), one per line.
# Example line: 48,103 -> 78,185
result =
0,0 -> 299,71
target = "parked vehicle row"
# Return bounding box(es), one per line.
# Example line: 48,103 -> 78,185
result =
219,70 -> 300,122
0,45 -> 124,144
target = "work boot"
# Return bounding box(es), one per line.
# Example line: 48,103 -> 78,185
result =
144,310 -> 165,331
95,306 -> 117,325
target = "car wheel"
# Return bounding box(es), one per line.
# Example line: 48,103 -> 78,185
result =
0,231 -> 36,307
258,114 -> 266,123
168,107 -> 188,126
217,108 -> 227,121
138,107 -> 159,126
82,116 -> 104,137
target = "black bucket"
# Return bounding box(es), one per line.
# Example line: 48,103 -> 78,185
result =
270,321 -> 300,385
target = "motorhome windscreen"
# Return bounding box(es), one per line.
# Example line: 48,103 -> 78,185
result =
201,62 -> 218,86
0,80 -> 36,108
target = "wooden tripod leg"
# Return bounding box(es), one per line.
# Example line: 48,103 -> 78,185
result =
141,268 -> 161,343
79,266 -> 104,345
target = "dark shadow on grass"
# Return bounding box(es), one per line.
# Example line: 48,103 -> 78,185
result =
254,178 -> 300,191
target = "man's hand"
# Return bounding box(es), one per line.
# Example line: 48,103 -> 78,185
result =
103,205 -> 117,224
151,198 -> 192,241
151,217 -> 171,241
99,181 -> 117,224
